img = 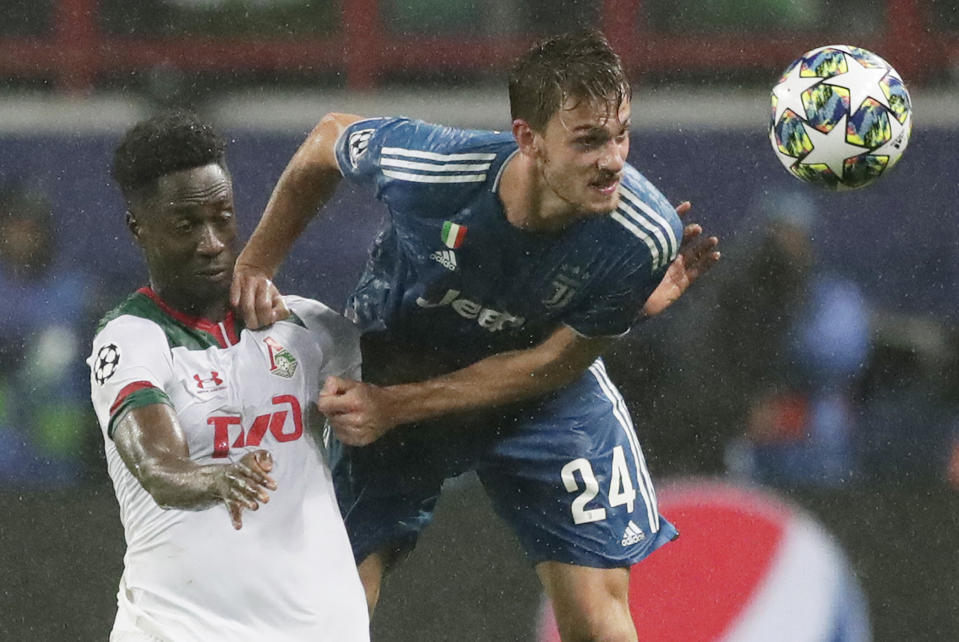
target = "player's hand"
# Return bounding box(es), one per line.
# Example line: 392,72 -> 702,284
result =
642,201 -> 721,318
317,376 -> 397,447
214,449 -> 278,530
230,262 -> 290,329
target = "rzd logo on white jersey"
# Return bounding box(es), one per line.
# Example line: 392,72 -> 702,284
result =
207,395 -> 303,458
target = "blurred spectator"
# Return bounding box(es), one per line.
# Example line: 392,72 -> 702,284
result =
856,312 -> 959,487
0,184 -> 96,486
645,189 -> 870,487
717,191 -> 870,487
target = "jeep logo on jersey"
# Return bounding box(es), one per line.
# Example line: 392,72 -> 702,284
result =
415,288 -> 525,332
264,336 -> 298,378
348,128 -> 374,169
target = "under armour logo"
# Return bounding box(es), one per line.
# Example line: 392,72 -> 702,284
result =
194,371 -> 224,389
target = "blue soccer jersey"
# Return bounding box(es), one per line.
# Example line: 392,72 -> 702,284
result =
334,117 -> 682,366
330,117 -> 683,570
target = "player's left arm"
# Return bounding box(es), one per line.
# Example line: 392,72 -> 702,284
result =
319,326 -> 610,446
642,201 -> 721,318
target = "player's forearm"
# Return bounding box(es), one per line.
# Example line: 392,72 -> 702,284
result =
238,113 -> 351,275
239,154 -> 341,276
386,352 -> 575,423
384,331 -> 609,425
135,458 -> 226,511
114,406 -> 225,511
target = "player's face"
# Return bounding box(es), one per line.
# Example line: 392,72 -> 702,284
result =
133,163 -> 238,310
536,96 -> 630,216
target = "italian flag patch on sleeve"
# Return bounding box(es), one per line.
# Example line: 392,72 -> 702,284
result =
441,221 -> 467,249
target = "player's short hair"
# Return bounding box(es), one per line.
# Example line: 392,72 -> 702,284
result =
508,29 -> 631,132
112,109 -> 226,203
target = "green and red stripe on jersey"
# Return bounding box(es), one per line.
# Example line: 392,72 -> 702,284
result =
139,287 -> 242,348
97,287 -> 245,351
107,380 -> 172,439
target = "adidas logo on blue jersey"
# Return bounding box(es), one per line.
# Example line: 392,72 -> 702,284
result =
430,249 -> 457,271
621,520 -> 646,546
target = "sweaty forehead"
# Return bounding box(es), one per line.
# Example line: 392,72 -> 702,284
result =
152,163 -> 232,208
557,96 -> 631,131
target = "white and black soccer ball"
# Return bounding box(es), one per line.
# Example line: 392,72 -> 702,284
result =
769,44 -> 912,190
93,343 -> 121,385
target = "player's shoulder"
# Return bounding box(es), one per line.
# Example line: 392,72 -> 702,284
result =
96,289 -> 157,333
345,116 -> 512,157
617,164 -> 681,226
92,292 -> 169,356
600,164 -> 683,268
282,295 -> 361,342
340,117 -> 515,216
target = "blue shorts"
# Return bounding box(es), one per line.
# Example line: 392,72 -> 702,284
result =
331,358 -> 677,568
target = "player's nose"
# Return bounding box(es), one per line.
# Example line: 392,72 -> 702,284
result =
598,142 -> 625,174
196,223 -> 227,255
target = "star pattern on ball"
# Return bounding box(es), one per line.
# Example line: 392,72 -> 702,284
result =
94,343 -> 121,385
772,62 -> 827,124
798,115 -> 867,178
869,113 -> 909,159
823,52 -> 892,112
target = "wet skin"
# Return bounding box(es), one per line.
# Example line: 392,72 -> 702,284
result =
127,163 -> 238,321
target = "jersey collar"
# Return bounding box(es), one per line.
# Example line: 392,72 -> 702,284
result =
138,286 -> 242,348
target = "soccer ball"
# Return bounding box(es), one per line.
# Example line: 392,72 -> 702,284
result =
769,44 -> 912,190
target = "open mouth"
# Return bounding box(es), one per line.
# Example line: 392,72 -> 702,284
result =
590,176 -> 620,195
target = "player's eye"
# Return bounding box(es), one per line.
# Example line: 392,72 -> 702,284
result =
576,136 -> 605,150
173,220 -> 193,234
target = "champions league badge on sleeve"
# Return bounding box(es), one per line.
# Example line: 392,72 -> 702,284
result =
348,128 -> 374,169
93,343 -> 121,385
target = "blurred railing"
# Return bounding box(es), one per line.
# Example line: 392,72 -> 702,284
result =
2,0 -> 956,93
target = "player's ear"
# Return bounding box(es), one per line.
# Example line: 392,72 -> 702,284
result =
126,210 -> 142,242
512,119 -> 539,157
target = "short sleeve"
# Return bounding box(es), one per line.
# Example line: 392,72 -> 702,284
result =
284,296 -> 363,381
333,117 -> 397,184
564,257 -> 668,338
563,176 -> 683,338
333,117 -> 501,217
88,317 -> 174,439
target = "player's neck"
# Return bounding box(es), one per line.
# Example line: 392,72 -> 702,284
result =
499,154 -> 578,234
150,283 -> 231,323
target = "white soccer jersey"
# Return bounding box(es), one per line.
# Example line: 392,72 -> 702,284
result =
88,288 -> 369,642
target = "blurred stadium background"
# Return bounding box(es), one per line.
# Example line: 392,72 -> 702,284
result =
1,1 -> 958,640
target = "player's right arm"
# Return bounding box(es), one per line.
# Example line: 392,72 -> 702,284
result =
90,315 -> 277,529
231,112 -> 365,328
113,405 -> 277,531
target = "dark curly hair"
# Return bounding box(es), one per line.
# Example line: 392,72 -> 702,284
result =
508,29 -> 631,132
112,109 -> 226,203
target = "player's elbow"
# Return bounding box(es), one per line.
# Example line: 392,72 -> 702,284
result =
314,112 -> 364,142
